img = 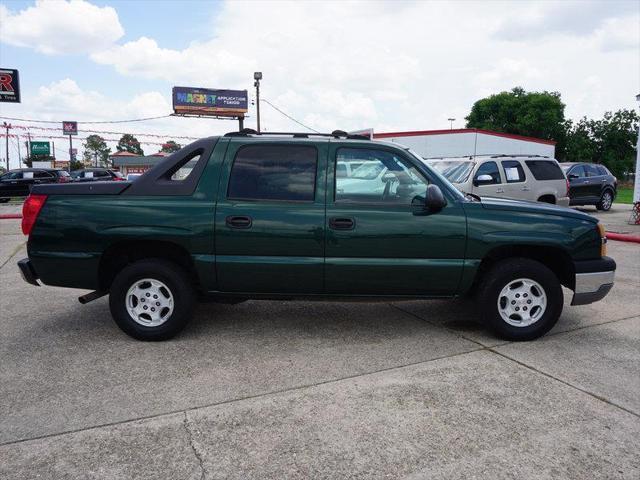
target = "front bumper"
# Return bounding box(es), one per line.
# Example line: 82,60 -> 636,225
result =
18,258 -> 40,286
557,196 -> 570,207
571,256 -> 615,306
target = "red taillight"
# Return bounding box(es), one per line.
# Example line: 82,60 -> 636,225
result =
58,176 -> 70,183
22,194 -> 47,236
113,176 -> 125,181
566,179 -> 570,196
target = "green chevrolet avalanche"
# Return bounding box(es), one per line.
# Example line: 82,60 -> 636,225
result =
18,131 -> 615,341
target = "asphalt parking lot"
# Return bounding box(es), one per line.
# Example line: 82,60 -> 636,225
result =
1,204 -> 639,479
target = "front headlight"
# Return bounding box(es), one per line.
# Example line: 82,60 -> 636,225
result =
597,223 -> 607,257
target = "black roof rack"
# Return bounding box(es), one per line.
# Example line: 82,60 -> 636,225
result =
489,154 -> 550,159
224,128 -> 370,140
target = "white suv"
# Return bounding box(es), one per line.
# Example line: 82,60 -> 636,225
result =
426,155 -> 570,206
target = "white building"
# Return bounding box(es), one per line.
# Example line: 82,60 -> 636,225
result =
373,128 -> 556,159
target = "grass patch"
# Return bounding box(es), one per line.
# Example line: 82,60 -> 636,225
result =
616,187 -> 634,204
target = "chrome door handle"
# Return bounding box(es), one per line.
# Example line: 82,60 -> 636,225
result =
522,187 -> 531,191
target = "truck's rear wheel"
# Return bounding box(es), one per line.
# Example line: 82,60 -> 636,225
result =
478,258 -> 563,341
109,259 -> 195,340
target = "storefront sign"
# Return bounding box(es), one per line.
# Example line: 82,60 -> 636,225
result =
30,141 -> 50,156
0,68 -> 20,103
62,121 -> 78,135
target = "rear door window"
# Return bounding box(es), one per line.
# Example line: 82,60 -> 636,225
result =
474,161 -> 501,184
524,160 -> 565,180
501,160 -> 526,183
568,165 -> 586,178
597,165 -> 609,176
227,145 -> 317,202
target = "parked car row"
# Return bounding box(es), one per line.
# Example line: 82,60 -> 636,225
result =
0,168 -> 125,198
424,156 -> 617,211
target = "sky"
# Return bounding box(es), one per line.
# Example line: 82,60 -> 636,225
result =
0,0 -> 638,168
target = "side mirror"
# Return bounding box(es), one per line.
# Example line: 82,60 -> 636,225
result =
426,184 -> 447,211
473,174 -> 493,186
568,173 -> 578,180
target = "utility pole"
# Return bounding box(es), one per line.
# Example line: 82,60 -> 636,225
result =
3,122 -> 11,170
68,135 -> 73,172
254,72 -> 262,133
26,132 -> 31,167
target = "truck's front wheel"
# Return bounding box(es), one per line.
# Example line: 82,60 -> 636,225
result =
109,259 -> 195,340
479,258 -> 563,341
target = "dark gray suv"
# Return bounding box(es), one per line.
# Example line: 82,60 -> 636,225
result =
561,163 -> 617,211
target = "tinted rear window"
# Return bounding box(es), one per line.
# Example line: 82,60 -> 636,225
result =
227,145 -> 317,201
525,160 -> 565,181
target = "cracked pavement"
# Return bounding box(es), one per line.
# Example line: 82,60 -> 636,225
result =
1,207 -> 639,479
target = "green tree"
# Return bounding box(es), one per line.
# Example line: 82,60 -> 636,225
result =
116,134 -> 144,156
83,135 -> 111,167
161,140 -> 181,153
70,160 -> 84,171
564,109 -> 638,178
466,87 -> 567,157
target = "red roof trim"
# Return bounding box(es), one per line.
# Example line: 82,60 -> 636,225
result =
373,128 -> 556,146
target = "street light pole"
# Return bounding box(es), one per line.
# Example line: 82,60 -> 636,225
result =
3,122 -> 11,170
254,72 -> 262,133
447,118 -> 455,130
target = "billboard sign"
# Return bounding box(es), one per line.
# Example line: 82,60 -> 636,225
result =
62,121 -> 78,135
172,87 -> 248,117
0,68 -> 20,103
30,141 -> 51,156
53,161 -> 70,168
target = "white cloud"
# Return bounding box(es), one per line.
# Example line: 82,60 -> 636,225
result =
83,0 -> 639,132
0,0 -> 124,55
492,0 -> 638,43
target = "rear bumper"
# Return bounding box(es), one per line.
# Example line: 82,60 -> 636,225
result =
571,256 -> 616,306
18,258 -> 40,286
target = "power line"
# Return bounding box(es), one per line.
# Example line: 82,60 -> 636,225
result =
0,114 -> 173,124
10,124 -> 198,140
261,99 -> 321,133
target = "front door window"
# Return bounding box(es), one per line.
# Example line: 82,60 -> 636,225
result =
335,148 -> 428,205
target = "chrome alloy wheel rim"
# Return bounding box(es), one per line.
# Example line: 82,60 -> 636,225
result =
602,192 -> 612,210
497,278 -> 547,327
126,278 -> 174,327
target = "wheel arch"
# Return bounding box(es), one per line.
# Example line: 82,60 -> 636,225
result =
470,244 -> 575,294
99,240 -> 200,292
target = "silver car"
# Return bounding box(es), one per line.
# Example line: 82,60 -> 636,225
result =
426,155 -> 570,206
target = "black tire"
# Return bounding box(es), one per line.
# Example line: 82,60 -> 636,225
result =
478,258 -> 563,341
109,259 -> 196,341
596,190 -> 613,211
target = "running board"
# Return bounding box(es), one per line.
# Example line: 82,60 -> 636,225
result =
78,291 -> 107,304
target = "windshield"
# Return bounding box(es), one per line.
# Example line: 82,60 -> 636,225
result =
429,161 -> 474,183
350,162 -> 385,180
406,149 -> 465,201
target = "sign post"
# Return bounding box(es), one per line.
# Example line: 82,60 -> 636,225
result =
62,121 -> 78,172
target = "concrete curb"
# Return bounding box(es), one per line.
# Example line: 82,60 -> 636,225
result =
607,232 -> 640,244
0,214 -> 22,220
